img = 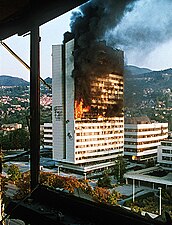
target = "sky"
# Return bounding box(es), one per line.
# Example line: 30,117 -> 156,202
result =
1,0 -> 172,81
0,11 -> 72,81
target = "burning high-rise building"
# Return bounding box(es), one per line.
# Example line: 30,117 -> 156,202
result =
52,35 -> 124,176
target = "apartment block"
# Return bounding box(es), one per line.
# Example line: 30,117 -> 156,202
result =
124,117 -> 168,162
157,139 -> 172,170
43,123 -> 53,150
52,36 -> 124,175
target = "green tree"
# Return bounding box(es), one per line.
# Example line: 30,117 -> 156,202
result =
97,170 -> 111,188
1,128 -> 29,150
108,190 -> 121,205
7,164 -> 21,183
113,157 -> 126,182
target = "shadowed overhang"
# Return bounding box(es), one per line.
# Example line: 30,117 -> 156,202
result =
0,0 -> 87,40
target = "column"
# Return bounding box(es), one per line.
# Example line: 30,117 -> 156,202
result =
30,25 -> 40,191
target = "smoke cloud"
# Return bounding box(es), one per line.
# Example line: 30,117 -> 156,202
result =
68,0 -> 172,116
70,0 -> 136,76
70,0 -> 135,109
106,0 -> 172,65
70,0 -> 137,46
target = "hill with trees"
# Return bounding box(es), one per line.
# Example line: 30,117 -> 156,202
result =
0,75 -> 29,86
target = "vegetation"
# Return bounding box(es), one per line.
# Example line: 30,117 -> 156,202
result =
0,84 -> 52,126
7,164 -> 22,182
2,163 -> 172,220
124,67 -> 172,129
97,170 -> 112,188
2,166 -> 121,206
0,128 -> 30,150
113,156 -> 126,182
125,191 -> 172,218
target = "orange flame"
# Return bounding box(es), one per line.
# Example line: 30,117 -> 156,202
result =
75,99 -> 90,119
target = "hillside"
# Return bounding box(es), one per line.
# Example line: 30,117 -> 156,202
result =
124,66 -> 172,108
0,75 -> 29,86
124,65 -> 152,76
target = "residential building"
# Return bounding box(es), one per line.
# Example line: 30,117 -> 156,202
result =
43,123 -> 53,150
157,138 -> 172,171
124,116 -> 168,162
52,37 -> 124,175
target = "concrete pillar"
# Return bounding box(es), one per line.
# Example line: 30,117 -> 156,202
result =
30,25 -> 40,191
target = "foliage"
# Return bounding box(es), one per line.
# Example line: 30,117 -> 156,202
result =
92,187 -> 110,203
130,203 -> 142,214
113,156 -> 126,182
12,171 -> 121,206
92,187 -> 121,205
0,85 -> 52,126
0,128 -> 30,150
14,171 -> 31,199
79,179 -> 93,194
125,192 -> 172,217
7,164 -> 22,182
108,190 -> 122,205
0,174 -> 8,193
97,170 -> 112,188
40,105 -> 52,124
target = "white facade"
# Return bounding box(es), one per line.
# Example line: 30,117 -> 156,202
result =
65,40 -> 75,163
52,38 -> 124,173
157,139 -> 172,171
52,44 -> 65,159
43,123 -> 53,149
75,117 -> 124,165
124,122 -> 168,161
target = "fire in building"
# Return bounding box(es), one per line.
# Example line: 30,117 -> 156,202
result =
52,33 -> 124,175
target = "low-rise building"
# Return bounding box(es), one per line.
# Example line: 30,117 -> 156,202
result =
157,138 -> 172,171
43,123 -> 53,150
124,116 -> 168,162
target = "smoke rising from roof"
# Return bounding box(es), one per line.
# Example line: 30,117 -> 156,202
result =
70,0 -> 136,78
70,0 -> 135,108
70,0 -> 136,46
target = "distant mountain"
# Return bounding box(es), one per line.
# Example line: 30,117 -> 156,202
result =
124,65 -> 152,76
125,68 -> 172,88
0,75 -> 29,86
124,66 -> 172,107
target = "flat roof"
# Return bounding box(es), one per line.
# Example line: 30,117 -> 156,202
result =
124,166 -> 172,186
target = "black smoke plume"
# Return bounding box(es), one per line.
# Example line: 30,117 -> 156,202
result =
70,0 -> 136,116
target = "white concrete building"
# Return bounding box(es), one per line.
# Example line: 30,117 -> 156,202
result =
124,117 -> 168,162
157,139 -> 172,171
43,123 -> 53,150
52,37 -> 124,174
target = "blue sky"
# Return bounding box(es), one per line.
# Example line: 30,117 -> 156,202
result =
1,0 -> 172,81
0,11 -> 72,81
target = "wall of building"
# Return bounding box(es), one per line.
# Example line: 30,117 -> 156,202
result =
75,118 -> 124,165
43,123 -> 52,149
124,122 -> 168,161
52,45 -> 65,160
52,37 -> 124,173
157,140 -> 172,170
65,39 -> 75,163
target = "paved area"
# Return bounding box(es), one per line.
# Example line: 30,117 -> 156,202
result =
114,184 -> 158,206
115,184 -> 144,196
5,183 -> 18,198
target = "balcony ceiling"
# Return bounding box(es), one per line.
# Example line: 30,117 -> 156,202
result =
0,0 -> 87,40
